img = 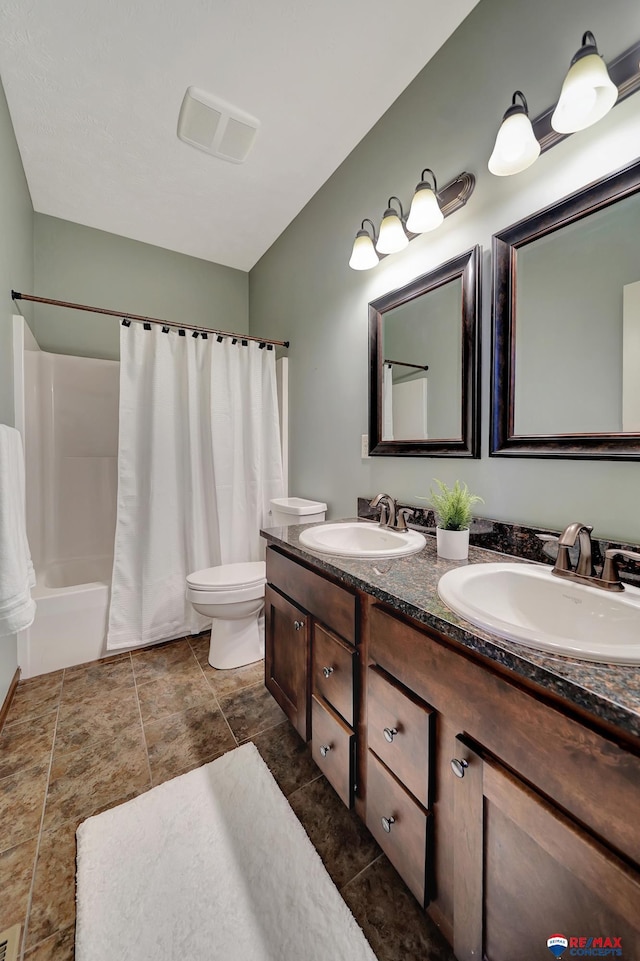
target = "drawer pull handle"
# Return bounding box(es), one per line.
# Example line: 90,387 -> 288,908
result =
294,620 -> 305,631
381,816 -> 395,833
383,727 -> 398,743
319,744 -> 332,758
451,758 -> 469,778
322,666 -> 334,678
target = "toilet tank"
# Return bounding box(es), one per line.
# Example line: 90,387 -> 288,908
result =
268,497 -> 327,527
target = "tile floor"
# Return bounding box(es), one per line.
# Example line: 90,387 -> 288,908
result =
0,634 -> 453,961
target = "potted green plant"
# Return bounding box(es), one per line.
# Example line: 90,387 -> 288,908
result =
429,479 -> 484,560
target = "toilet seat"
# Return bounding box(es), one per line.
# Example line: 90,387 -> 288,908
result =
186,561 -> 266,606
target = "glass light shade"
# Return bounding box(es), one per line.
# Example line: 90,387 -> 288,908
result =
406,185 -> 444,233
349,230 -> 379,270
551,52 -> 618,133
376,211 -> 408,254
488,110 -> 541,176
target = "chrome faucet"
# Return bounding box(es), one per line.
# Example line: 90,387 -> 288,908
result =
369,493 -> 397,529
553,522 -> 595,579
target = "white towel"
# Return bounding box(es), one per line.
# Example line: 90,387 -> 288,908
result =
0,425 -> 36,636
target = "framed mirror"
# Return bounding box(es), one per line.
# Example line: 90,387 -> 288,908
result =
368,245 -> 481,457
491,158 -> 640,459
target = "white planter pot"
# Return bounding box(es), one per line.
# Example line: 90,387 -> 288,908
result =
436,526 -> 470,560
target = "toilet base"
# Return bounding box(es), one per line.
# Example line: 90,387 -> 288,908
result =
209,611 -> 265,670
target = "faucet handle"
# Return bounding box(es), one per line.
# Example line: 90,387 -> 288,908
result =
601,548 -> 640,592
394,508 -> 414,531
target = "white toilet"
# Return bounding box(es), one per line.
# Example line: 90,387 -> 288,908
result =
186,497 -> 327,670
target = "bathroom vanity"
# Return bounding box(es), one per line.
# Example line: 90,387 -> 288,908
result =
262,522 -> 640,960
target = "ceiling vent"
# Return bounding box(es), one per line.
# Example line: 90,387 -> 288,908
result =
177,87 -> 260,164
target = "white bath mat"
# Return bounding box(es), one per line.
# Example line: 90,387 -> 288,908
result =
76,742 -> 377,961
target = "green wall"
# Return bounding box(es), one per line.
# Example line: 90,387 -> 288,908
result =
33,215 -> 249,360
0,76 -> 34,703
249,0 -> 640,542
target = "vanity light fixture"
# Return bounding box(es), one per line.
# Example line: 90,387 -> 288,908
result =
551,31 -> 618,134
348,171 -> 475,270
348,219 -> 380,270
376,197 -> 409,254
406,169 -> 444,233
488,37 -> 640,174
488,91 -> 540,176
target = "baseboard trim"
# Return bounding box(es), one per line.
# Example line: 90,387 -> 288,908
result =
0,667 -> 21,733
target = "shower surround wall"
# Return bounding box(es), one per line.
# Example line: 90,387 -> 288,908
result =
18,330 -> 119,677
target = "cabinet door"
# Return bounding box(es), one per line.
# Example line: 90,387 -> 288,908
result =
452,736 -> 640,961
264,585 -> 310,741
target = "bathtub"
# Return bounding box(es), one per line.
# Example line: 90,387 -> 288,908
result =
14,327 -> 121,679
17,557 -> 115,678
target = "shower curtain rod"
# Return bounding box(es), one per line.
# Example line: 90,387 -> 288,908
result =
384,358 -> 429,370
11,290 -> 290,348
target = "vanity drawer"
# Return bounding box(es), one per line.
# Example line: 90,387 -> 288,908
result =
313,624 -> 355,726
367,665 -> 433,809
366,750 -> 430,906
266,547 -> 355,644
311,695 -> 354,808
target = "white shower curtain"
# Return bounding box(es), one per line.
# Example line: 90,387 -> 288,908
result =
107,323 -> 284,651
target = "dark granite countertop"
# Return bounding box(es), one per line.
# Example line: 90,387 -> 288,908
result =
260,518 -> 640,742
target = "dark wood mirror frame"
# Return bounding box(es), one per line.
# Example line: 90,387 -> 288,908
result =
368,245 -> 481,457
491,157 -> 640,460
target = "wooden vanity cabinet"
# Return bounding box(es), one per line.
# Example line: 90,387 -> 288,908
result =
453,737 -> 640,961
366,601 -> 640,957
265,546 -> 358,802
265,543 -> 640,958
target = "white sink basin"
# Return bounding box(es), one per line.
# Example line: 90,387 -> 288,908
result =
437,562 -> 640,664
298,521 -> 426,558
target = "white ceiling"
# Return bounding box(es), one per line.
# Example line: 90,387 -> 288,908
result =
0,0 -> 479,271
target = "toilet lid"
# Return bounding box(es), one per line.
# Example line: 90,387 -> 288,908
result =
187,561 -> 266,591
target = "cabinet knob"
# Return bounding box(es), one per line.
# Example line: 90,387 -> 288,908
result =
322,666 -> 334,678
381,815 -> 395,833
383,727 -> 398,743
293,620 -> 304,631
319,744 -> 331,758
451,758 -> 469,778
